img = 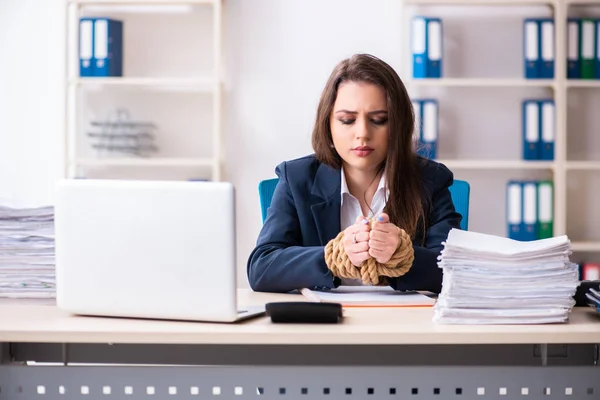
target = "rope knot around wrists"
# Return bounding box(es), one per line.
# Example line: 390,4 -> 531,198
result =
324,221 -> 415,285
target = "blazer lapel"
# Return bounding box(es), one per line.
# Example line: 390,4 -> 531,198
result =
310,163 -> 341,245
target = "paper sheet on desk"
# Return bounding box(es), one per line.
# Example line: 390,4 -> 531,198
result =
306,287 -> 436,307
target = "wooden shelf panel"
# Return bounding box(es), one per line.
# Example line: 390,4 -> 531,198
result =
567,80 -> 600,89
71,78 -> 216,92
566,161 -> 600,170
437,160 -> 555,169
70,0 -> 215,5
74,157 -> 215,168
571,242 -> 600,252
409,78 -> 555,88
406,0 -> 553,5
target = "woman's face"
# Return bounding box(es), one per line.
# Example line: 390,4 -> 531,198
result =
330,81 -> 389,174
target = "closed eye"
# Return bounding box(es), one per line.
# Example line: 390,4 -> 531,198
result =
338,118 -> 388,126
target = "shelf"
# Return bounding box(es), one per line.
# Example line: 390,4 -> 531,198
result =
405,0 -> 553,4
65,0 -> 224,181
566,161 -> 600,170
405,0 -> 600,5
74,158 -> 215,168
571,242 -> 600,252
69,0 -> 215,4
409,78 -> 555,88
567,80 -> 600,89
402,0 -> 600,245
68,0 -> 215,13
70,77 -> 216,91
436,159 -> 555,169
566,0 -> 600,5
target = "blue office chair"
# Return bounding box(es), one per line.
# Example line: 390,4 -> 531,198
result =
259,177 -> 470,230
448,179 -> 470,230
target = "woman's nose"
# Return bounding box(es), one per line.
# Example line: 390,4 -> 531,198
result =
354,118 -> 370,140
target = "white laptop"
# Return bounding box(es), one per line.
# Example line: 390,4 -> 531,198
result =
54,179 -> 265,322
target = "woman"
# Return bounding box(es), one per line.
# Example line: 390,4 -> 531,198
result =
247,53 -> 462,294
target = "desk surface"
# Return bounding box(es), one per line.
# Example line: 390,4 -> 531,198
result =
0,290 -> 599,345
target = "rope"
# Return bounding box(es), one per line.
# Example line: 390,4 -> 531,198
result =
324,220 -> 415,285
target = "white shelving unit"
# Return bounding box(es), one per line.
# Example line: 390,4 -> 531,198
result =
403,0 -> 600,254
75,157 -> 214,167
73,0 -> 215,4
64,0 -> 223,181
405,0 -> 553,4
410,78 -> 556,87
566,161 -> 600,170
567,79 -> 600,87
438,160 -> 556,169
71,77 -> 216,90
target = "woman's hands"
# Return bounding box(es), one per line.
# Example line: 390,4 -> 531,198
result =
343,213 -> 401,266
368,213 -> 400,264
342,216 -> 371,267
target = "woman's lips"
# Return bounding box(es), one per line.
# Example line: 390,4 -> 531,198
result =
352,147 -> 374,157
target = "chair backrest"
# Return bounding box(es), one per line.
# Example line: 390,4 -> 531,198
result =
258,178 -> 279,223
448,179 -> 470,230
259,177 -> 470,230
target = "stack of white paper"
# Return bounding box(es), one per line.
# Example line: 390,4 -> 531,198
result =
0,205 -> 55,298
434,229 -> 579,324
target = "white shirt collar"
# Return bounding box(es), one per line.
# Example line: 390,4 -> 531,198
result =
340,166 -> 388,205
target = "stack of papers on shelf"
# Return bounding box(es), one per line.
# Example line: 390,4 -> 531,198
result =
434,229 -> 579,324
0,204 -> 55,298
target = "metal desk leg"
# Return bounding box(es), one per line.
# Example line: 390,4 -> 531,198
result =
61,344 -> 69,366
540,343 -> 548,366
0,343 -> 11,365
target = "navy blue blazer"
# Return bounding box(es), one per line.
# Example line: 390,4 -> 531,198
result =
247,154 -> 462,294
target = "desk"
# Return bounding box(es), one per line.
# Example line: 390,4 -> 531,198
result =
1,290 -> 599,399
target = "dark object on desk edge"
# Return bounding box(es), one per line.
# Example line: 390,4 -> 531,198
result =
574,281 -> 600,307
266,302 -> 343,323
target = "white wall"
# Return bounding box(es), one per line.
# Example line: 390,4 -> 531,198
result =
0,0 -> 65,207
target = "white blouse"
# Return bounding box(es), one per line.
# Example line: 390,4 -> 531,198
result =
339,167 -> 389,286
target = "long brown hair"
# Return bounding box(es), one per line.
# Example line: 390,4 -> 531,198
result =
311,53 -> 426,239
